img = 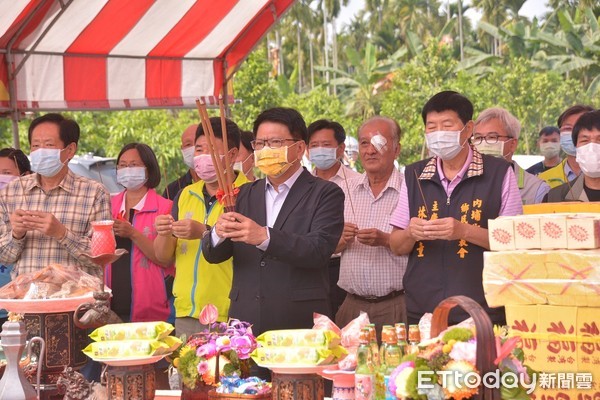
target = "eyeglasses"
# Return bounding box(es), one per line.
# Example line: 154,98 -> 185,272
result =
472,134 -> 513,145
251,138 -> 299,150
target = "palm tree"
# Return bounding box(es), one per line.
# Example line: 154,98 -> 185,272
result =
318,42 -> 401,118
316,0 -> 349,93
471,0 -> 527,55
365,0 -> 388,31
532,8 -> 600,95
276,1 -> 319,92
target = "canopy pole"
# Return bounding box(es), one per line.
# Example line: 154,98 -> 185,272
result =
7,46 -> 20,149
222,60 -> 231,118
11,113 -> 19,149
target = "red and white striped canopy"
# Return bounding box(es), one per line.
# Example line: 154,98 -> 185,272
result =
0,0 -> 293,113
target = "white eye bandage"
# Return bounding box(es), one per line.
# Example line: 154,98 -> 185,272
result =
371,133 -> 388,154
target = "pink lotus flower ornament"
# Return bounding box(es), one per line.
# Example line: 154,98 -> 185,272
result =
199,303 -> 219,325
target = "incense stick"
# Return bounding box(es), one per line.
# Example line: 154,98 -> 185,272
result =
565,175 -> 576,202
17,175 -> 30,210
340,163 -> 357,223
200,100 -> 230,205
195,99 -> 233,209
163,166 -> 170,199
414,169 -> 429,216
219,95 -> 235,202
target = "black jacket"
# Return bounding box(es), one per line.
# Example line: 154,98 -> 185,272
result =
202,168 -> 345,335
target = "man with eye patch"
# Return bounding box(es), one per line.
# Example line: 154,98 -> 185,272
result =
334,116 -> 408,337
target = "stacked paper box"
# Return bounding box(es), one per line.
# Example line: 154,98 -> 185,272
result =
489,213 -> 600,251
507,305 -> 600,399
483,250 -> 600,307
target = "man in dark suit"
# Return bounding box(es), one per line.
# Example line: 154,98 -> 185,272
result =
202,107 -> 344,336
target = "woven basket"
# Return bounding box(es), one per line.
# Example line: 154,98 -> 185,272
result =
430,295 -> 501,400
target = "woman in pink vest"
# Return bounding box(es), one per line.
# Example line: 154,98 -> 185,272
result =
107,143 -> 175,322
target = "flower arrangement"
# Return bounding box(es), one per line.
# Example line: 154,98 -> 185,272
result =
388,326 -> 535,400
171,304 -> 258,390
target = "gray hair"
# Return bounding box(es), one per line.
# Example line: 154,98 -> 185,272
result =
475,107 -> 521,140
358,116 -> 402,143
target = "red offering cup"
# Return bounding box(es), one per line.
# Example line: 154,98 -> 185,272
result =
90,220 -> 116,256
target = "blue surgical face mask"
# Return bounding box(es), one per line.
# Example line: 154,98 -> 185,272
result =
560,131 -> 576,156
30,148 -> 66,177
309,147 -> 338,170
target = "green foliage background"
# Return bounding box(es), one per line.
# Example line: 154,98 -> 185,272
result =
0,2 -> 597,193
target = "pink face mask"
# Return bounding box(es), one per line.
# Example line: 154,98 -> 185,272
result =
194,154 -> 218,183
0,174 -> 17,190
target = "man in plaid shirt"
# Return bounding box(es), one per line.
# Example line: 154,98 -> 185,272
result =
0,113 -> 111,278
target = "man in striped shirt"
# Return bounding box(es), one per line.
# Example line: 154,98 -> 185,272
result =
0,113 -> 111,278
335,116 -> 408,336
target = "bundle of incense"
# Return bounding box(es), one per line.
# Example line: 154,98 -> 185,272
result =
195,98 -> 236,211
219,95 -> 235,192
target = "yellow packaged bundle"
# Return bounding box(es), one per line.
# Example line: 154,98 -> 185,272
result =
89,321 -> 174,342
160,336 -> 183,354
83,339 -> 170,359
256,329 -> 341,348
251,345 -> 347,366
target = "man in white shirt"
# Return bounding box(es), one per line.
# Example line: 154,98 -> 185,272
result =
307,119 -> 361,315
335,116 -> 408,334
202,107 -> 344,336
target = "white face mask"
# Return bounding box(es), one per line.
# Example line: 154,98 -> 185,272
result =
475,141 -> 505,158
0,174 -> 17,190
181,146 -> 195,169
117,167 -> 147,190
309,147 -> 338,170
425,127 -> 467,161
233,153 -> 254,175
30,148 -> 66,177
540,142 -> 561,159
576,143 -> 600,178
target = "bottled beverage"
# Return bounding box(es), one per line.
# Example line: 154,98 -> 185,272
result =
367,324 -> 380,367
406,324 -> 421,355
382,327 -> 402,400
355,328 -> 375,400
376,326 -> 394,400
395,323 -> 407,356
